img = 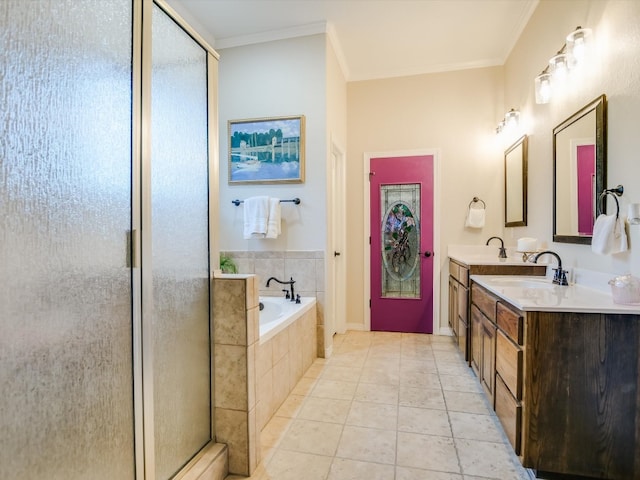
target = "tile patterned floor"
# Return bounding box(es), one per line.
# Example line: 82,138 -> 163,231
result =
229,331 -> 532,480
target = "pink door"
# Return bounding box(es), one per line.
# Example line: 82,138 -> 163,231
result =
370,155 -> 434,333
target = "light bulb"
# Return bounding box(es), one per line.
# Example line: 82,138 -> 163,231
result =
505,109 -> 520,127
567,27 -> 592,65
549,53 -> 569,79
535,73 -> 552,104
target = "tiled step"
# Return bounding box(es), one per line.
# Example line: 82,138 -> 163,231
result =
174,442 -> 228,480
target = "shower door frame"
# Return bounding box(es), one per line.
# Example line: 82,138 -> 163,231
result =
133,1 -> 220,478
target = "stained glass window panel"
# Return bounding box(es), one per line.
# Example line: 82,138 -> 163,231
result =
380,184 -> 421,298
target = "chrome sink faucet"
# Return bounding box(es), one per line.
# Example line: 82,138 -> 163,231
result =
266,276 -> 296,301
532,250 -> 569,286
486,236 -> 507,259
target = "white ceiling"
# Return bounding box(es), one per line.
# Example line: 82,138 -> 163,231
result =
167,0 -> 539,81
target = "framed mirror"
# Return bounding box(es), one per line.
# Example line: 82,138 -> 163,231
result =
505,135 -> 528,227
553,94 -> 607,244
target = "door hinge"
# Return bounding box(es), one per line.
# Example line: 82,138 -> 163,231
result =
369,236 -> 371,245
369,299 -> 371,308
369,171 -> 375,181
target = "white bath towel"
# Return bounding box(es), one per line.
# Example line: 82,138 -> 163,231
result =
591,214 -> 628,255
266,197 -> 281,239
465,207 -> 486,229
243,196 -> 269,239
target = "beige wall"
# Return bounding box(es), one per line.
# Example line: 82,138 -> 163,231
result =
209,0 -> 640,335
504,0 -> 640,277
217,34 -> 328,251
347,0 -> 640,332
347,68 -> 505,332
324,36 -> 348,346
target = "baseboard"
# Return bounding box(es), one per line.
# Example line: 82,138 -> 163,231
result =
438,326 -> 453,336
346,322 -> 367,331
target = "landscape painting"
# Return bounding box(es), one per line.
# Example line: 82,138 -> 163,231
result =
228,115 -> 305,184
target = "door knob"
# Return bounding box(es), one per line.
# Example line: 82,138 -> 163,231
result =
334,251 -> 341,257
423,251 -> 432,257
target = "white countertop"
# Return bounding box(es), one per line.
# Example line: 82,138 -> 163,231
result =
471,274 -> 640,314
448,245 -> 537,266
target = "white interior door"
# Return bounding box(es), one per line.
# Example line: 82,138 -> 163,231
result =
331,141 -> 347,335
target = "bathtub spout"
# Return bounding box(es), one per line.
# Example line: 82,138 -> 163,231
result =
266,276 -> 296,301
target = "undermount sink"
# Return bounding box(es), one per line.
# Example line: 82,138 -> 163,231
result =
487,277 -> 554,288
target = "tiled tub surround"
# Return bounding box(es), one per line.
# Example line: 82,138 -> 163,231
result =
256,296 -> 317,432
221,250 -> 326,356
212,275 -> 317,476
213,275 -> 260,476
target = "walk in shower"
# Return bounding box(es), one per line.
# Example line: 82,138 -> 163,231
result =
0,1 -> 218,478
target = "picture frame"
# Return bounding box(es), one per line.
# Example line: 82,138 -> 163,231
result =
228,115 -> 305,184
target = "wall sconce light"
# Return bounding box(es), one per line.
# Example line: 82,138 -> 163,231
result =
567,26 -> 592,64
534,71 -> 552,104
496,109 -> 520,134
534,26 -> 593,104
504,108 -> 520,128
549,52 -> 569,79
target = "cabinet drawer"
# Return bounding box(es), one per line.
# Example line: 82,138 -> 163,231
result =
496,329 -> 522,399
449,260 -> 460,282
472,283 -> 498,319
458,264 -> 469,288
449,260 -> 469,287
497,302 -> 523,345
495,374 -> 522,455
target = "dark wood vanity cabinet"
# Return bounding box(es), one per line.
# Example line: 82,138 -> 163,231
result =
448,258 -> 544,363
469,283 -> 500,404
448,260 -> 469,359
470,281 -> 640,480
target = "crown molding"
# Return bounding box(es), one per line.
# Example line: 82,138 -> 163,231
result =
215,21 -> 327,49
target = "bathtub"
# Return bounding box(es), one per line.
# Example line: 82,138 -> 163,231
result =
259,296 -> 316,343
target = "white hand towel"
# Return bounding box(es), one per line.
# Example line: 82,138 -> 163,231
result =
243,196 -> 269,239
266,197 -> 281,239
592,214 -> 628,255
465,208 -> 485,229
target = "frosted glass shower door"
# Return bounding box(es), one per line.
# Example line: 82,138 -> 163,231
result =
0,0 -> 135,478
148,5 -> 211,478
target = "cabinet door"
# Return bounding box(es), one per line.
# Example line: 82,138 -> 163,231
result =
481,315 -> 496,405
457,285 -> 469,360
496,329 -> 522,399
470,304 -> 483,376
496,374 -> 522,455
448,277 -> 458,338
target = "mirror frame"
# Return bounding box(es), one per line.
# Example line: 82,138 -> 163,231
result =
553,94 -> 607,244
504,135 -> 528,227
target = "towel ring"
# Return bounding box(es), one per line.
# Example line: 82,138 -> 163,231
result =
469,197 -> 486,210
597,185 -> 624,218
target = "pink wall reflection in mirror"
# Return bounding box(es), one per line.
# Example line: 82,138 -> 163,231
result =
577,144 -> 595,235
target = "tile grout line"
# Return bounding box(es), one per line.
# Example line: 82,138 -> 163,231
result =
435,340 -> 466,478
